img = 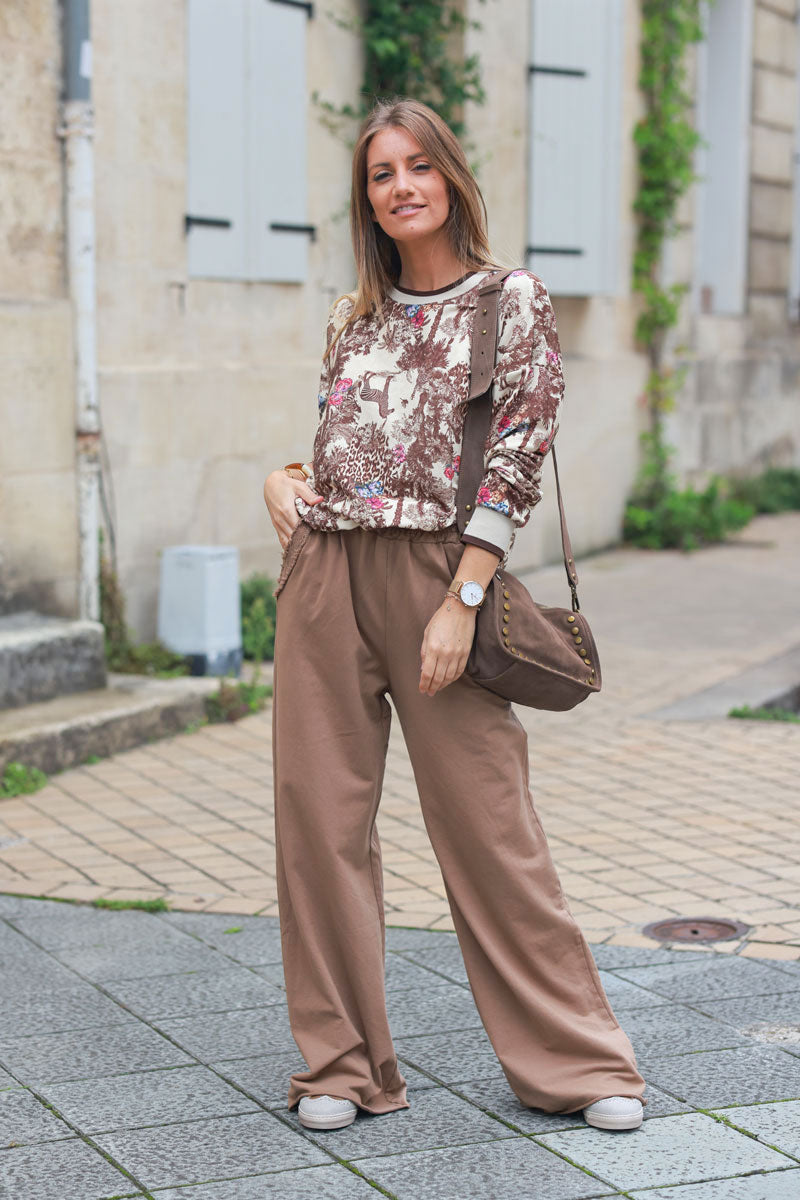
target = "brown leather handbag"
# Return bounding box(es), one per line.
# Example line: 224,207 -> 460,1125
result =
455,268 -> 601,711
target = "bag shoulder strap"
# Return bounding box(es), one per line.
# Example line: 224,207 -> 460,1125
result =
455,267 -> 580,602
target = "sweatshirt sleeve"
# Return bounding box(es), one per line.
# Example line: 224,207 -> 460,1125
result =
296,295 -> 354,504
461,271 -> 564,559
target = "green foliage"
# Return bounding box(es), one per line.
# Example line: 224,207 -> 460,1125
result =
315,0 -> 485,139
92,897 -> 170,912
241,574 -> 276,662
728,705 -> 800,724
0,762 -> 48,798
627,4 -> 710,543
205,679 -> 273,724
730,468 -> 800,514
100,549 -> 190,677
633,1 -> 704,352
624,432 -> 754,550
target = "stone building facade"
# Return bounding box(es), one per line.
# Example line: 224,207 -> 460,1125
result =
1,0 -> 798,636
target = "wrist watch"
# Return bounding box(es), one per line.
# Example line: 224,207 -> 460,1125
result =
446,577 -> 485,609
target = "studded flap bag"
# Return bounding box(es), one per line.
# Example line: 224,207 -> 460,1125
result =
455,268 -> 601,710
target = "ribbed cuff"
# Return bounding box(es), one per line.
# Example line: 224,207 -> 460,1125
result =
462,506 -> 514,557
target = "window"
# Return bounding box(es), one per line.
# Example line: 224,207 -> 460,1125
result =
527,0 -> 624,296
694,0 -> 753,316
186,0 -> 313,282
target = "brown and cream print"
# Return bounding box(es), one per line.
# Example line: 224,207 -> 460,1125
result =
295,269 -> 565,559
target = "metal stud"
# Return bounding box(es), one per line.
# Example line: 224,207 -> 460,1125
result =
503,602 -> 510,612
502,626 -> 509,636
571,627 -> 580,636
567,615 -> 575,623
482,307 -> 487,314
579,648 -> 587,656
575,637 -> 582,644
465,503 -> 472,511
503,590 -> 510,599
503,637 -> 510,646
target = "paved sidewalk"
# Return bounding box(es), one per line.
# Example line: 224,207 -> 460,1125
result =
1,513 -> 799,960
2,894 -> 800,1198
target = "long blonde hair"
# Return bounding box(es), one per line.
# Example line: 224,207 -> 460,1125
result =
326,97 -> 502,360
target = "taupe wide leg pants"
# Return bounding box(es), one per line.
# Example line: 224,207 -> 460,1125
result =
272,522 -> 646,1115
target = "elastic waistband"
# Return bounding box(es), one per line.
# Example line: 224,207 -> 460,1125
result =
346,524 -> 461,544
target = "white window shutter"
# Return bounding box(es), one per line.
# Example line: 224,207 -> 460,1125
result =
694,0 -> 753,316
187,0 -> 248,280
527,0 -> 623,295
248,0 -> 310,283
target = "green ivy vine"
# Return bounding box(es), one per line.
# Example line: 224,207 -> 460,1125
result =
623,1 -> 749,549
315,0 -> 485,140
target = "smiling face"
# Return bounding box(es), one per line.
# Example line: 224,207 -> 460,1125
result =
365,126 -> 451,247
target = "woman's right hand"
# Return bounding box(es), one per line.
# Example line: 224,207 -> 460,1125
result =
263,470 -> 323,550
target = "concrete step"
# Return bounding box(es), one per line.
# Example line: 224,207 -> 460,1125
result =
0,673 -> 227,775
0,611 -> 106,709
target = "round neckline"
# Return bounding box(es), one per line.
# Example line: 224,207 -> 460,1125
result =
388,269 -> 491,305
393,270 -> 475,297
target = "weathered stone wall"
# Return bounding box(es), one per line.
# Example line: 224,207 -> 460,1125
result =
672,0 -> 800,483
0,1 -> 77,616
91,0 -> 361,637
465,0 -> 649,569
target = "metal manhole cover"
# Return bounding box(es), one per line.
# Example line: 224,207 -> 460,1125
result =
642,916 -> 750,943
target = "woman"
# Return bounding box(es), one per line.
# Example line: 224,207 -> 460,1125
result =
263,98 -> 646,1134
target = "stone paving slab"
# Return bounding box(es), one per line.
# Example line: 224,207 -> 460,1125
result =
385,982 -> 484,1037
692,991 -> 800,1040
38,1065 -> 260,1134
102,966 -> 285,1019
52,936 -> 232,983
397,943 -> 470,984
455,1077 -> 692,1132
5,893 -> 800,1194
612,958 -> 800,1004
356,1137 -> 620,1199
537,1112 -> 792,1191
394,1027 -> 505,1086
0,1137 -> 141,1200
628,1175 -> 800,1200
0,1088 -> 74,1147
0,1022 -> 193,1085
0,981 -> 137,1039
93,1112 -> 330,1191
595,970 -> 674,1010
638,1046 -> 800,1108
718,1099 -> 800,1159
286,1085 -> 516,1160
159,912 -> 284,964
7,907 -> 169,950
154,1164 -> 382,1198
606,1003 -> 749,1059
155,1005 -> 294,1060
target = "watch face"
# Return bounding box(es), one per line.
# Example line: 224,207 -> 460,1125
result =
460,581 -> 484,607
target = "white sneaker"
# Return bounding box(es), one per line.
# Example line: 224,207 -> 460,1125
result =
583,1096 -> 643,1130
298,1094 -> 358,1130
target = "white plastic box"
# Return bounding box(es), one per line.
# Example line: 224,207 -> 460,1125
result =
157,546 -> 242,676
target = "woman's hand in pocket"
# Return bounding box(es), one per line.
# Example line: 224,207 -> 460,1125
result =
263,470 -> 323,550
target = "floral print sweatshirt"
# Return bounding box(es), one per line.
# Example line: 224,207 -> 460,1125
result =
295,268 -> 564,560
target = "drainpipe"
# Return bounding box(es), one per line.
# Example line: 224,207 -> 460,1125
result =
60,0 -> 100,621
